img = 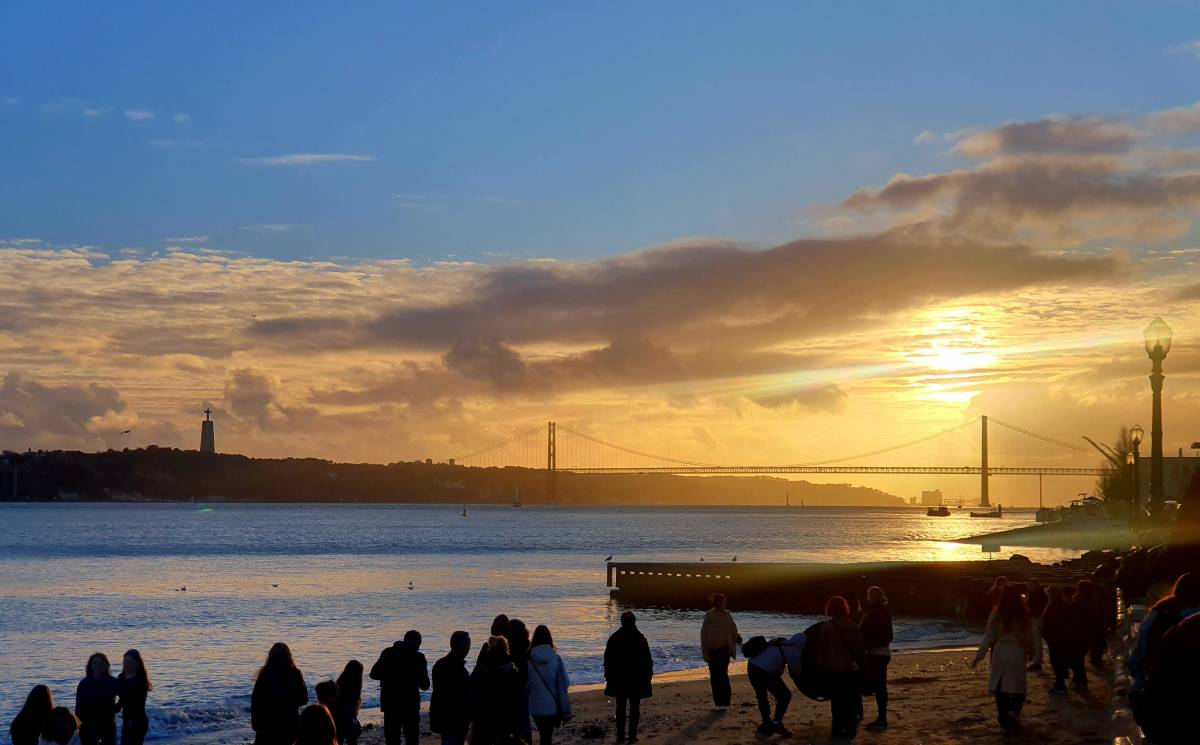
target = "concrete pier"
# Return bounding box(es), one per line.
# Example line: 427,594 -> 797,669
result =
607,559 -> 1092,622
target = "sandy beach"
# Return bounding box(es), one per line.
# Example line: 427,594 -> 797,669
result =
357,648 -> 1113,745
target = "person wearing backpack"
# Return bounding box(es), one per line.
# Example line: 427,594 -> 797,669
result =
370,630 -> 430,745
816,596 -> 865,739
527,625 -> 571,745
700,594 -> 740,710
744,633 -> 804,737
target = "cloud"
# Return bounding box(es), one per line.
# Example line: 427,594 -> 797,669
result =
1172,282 -> 1200,301
173,113 -> 191,124
124,109 -> 155,121
1,97 -> 18,106
751,383 -> 849,412
83,108 -> 104,117
163,236 -> 209,244
914,130 -> 937,145
240,224 -> 309,233
236,153 -> 377,166
951,118 -> 1138,158
1166,39 -> 1200,60
0,371 -> 128,449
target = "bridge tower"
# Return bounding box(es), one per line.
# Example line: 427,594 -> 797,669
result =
980,415 -> 989,508
547,421 -> 558,503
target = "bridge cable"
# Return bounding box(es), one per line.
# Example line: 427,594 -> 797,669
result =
555,424 -> 720,467
987,417 -> 1097,455
451,424 -> 547,463
781,417 -> 981,467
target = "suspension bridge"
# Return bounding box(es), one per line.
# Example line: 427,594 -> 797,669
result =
447,415 -> 1109,506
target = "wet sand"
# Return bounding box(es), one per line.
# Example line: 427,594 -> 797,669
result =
358,649 -> 1114,744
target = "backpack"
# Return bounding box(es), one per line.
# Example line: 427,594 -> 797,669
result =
793,621 -> 831,701
741,635 -> 769,659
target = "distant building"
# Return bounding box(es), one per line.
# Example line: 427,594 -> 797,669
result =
909,496 -> 918,505
920,489 -> 943,506
1138,454 -> 1200,504
200,409 -> 216,454
425,458 -> 433,465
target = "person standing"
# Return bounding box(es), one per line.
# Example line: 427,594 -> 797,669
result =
700,594 -> 739,710
75,653 -> 118,745
468,636 -> 523,745
972,586 -> 1035,733
859,586 -> 894,730
430,632 -> 472,745
1025,581 -> 1048,672
115,650 -> 152,745
745,633 -> 804,737
371,630 -> 430,745
251,642 -> 309,745
1067,580 -> 1104,692
527,625 -> 571,745
604,611 -> 653,744
295,704 -> 338,745
506,619 -> 533,744
1042,585 -> 1080,693
9,684 -> 54,745
333,660 -> 365,745
816,596 -> 865,739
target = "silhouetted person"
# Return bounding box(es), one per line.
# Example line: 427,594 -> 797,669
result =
315,680 -> 338,711
9,685 -> 54,745
468,636 -> 523,745
115,649 -> 152,745
1067,580 -> 1104,692
334,660 -> 364,745
477,615 -> 511,667
700,593 -> 739,710
431,632 -> 472,745
37,708 -> 79,745
75,653 -> 117,745
1041,585 -> 1082,693
987,576 -> 1009,609
816,596 -> 865,739
371,630 -> 430,745
251,643 -> 309,745
1130,573 -> 1200,691
528,625 -> 571,745
859,585 -> 894,730
745,633 -> 804,737
1090,566 -> 1117,668
973,586 -> 1034,733
295,704 -> 338,745
506,619 -> 533,744
1025,580 -> 1048,671
604,611 -> 653,744
1138,611 -> 1200,744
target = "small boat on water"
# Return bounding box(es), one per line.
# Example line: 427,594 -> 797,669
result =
926,506 -> 950,517
461,507 -> 468,517
970,504 -> 1003,518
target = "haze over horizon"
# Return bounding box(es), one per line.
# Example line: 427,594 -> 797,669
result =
4,2 -> 1200,504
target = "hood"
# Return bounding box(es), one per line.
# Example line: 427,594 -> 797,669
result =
530,645 -> 557,665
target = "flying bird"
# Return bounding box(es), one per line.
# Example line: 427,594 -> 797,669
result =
120,430 -> 131,435
272,583 -> 279,588
605,554 -> 613,561
408,581 -> 415,591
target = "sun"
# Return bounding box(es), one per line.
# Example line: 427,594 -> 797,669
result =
922,346 -> 998,372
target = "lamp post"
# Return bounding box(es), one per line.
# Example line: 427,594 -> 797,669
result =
1125,451 -> 1135,523
1130,424 -> 1143,524
1143,317 -> 1172,524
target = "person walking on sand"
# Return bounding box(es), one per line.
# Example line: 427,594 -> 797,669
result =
745,632 -> 804,737
333,660 -> 365,745
251,643 -> 309,745
371,630 -> 430,745
430,632 -> 472,745
859,585 -> 894,731
1067,580 -> 1104,692
468,636 -> 524,745
604,611 -> 653,744
972,586 -> 1035,733
816,596 -> 866,739
700,593 -> 740,710
1025,581 -> 1048,672
115,649 -> 152,745
9,684 -> 54,745
1042,585 -> 1083,694
528,625 -> 572,745
75,653 -> 118,745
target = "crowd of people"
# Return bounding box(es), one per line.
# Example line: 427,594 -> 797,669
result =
9,574 -> 1198,745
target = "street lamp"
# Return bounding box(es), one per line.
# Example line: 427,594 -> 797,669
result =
1125,450 -> 1135,523
1130,424 -> 1143,522
1143,317 -> 1172,523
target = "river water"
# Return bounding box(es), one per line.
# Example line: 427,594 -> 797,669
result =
0,503 -> 1075,741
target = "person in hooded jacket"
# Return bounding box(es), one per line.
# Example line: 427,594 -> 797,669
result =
527,625 -> 571,745
746,633 -> 804,737
10,684 -> 54,745
371,630 -> 430,745
430,632 -> 472,745
604,611 -> 653,744
75,653 -> 118,745
251,643 -> 308,745
467,636 -> 523,745
859,585 -> 894,731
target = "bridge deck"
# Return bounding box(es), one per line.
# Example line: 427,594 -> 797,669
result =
570,466 -> 1105,475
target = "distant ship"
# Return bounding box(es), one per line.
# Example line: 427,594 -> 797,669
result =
970,504 -> 1003,518
926,506 -> 950,517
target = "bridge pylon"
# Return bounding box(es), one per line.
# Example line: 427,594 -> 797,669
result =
980,415 -> 989,508
547,421 -> 557,504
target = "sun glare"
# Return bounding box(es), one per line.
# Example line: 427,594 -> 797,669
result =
921,346 -> 998,372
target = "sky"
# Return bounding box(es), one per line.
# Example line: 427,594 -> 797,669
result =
4,2 -> 1200,504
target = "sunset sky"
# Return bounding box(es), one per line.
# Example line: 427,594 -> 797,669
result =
3,3 -> 1200,504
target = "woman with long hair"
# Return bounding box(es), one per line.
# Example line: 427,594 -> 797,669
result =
816,596 -> 865,739
37,707 -> 80,745
116,649 -> 153,745
972,586 -> 1035,732
9,684 -> 54,745
76,653 -> 118,745
294,704 -> 337,745
859,585 -> 894,731
700,593 -> 740,710
333,660 -> 364,745
527,625 -> 571,745
251,643 -> 309,745
506,618 -> 533,743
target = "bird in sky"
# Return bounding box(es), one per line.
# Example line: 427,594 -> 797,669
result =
120,430 -> 131,435
605,554 -> 613,561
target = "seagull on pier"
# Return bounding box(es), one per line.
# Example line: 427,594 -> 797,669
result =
732,555 -> 738,562
408,581 -> 415,591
